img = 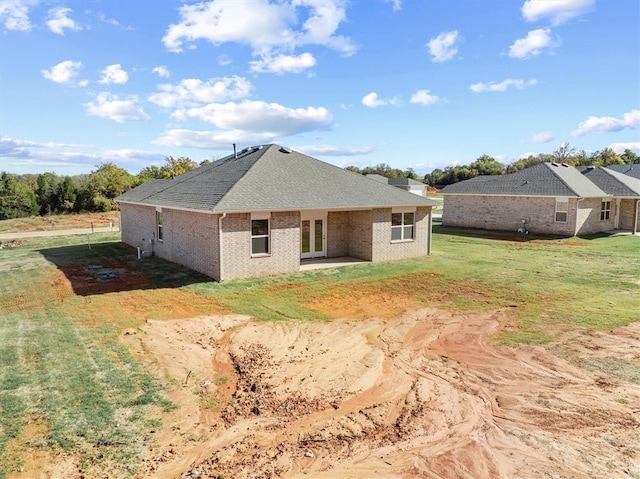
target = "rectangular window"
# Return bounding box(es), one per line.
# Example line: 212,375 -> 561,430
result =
600,200 -> 611,221
156,210 -> 163,241
555,199 -> 568,223
251,218 -> 270,255
391,212 -> 415,241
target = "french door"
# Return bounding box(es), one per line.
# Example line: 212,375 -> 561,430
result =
301,216 -> 325,259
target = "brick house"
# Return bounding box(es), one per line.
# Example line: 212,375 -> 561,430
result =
440,162 -> 640,235
115,144 -> 439,281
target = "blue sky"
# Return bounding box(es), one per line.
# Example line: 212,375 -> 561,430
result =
1,0 -> 638,176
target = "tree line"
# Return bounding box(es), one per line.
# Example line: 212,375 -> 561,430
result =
0,156 -> 201,220
422,145 -> 640,187
2,144 -> 639,220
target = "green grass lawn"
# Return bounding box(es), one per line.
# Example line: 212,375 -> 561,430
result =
0,226 -> 638,477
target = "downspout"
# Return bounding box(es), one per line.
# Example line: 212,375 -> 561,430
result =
218,213 -> 227,281
574,198 -> 585,236
634,200 -> 639,235
427,207 -> 433,255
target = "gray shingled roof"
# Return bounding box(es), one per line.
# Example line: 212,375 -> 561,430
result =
579,166 -> 640,197
440,163 -> 609,197
388,177 -> 425,187
116,144 -> 439,212
607,164 -> 640,180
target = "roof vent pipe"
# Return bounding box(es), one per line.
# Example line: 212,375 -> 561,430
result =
233,143 -> 237,159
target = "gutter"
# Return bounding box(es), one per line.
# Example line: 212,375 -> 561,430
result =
218,213 -> 227,281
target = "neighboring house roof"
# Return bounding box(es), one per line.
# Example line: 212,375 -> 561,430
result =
579,166 -> 640,197
606,164 -> 640,180
440,163 -> 609,197
388,178 -> 425,187
116,144 -> 439,212
366,174 -> 389,184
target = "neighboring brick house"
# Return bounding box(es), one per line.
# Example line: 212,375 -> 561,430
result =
440,162 -> 640,235
115,144 -> 439,281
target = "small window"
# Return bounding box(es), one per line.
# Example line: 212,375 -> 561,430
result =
555,199 -> 568,223
391,212 -> 415,241
156,210 -> 163,241
251,218 -> 270,255
600,201 -> 611,221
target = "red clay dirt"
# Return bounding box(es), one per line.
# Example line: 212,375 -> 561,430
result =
118,307 -> 639,479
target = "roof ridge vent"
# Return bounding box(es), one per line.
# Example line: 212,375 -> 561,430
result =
561,163 -> 569,167
279,146 -> 292,154
551,162 -> 558,167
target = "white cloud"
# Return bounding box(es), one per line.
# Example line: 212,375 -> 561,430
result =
85,92 -> 150,123
173,100 -> 332,136
572,110 -> 640,137
148,76 -> 252,108
152,66 -> 170,78
41,60 -> 83,84
46,7 -> 81,35
218,55 -> 232,66
249,52 -> 316,74
297,144 -> 375,156
0,135 -> 167,174
522,0 -> 594,26
385,0 -> 402,12
608,142 -> 640,154
410,89 -> 443,105
99,64 -> 129,84
426,30 -> 459,63
470,78 -> 538,93
0,0 -> 38,31
509,28 -> 559,59
361,92 -> 397,108
162,0 -> 355,68
154,128 -> 276,149
529,131 -> 554,143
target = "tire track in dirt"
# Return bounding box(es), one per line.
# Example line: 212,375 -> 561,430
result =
121,309 -> 639,479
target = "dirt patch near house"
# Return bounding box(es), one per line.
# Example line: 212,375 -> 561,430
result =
117,308 -> 640,479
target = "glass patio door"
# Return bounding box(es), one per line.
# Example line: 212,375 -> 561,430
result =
301,218 -> 325,259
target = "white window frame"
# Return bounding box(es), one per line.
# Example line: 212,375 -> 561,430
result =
554,198 -> 568,223
156,208 -> 164,242
391,210 -> 415,242
251,212 -> 270,256
600,200 -> 611,221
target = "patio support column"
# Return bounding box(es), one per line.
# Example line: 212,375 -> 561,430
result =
633,200 -> 639,235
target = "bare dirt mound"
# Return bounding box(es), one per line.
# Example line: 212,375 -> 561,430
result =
123,309 -> 640,479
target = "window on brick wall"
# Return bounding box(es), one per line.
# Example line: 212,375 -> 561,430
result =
251,218 -> 270,255
156,210 -> 164,241
391,212 -> 414,241
600,200 -> 611,221
555,199 -> 568,223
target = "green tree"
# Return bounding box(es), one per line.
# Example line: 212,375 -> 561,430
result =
589,148 -> 623,166
77,163 -> 134,212
36,172 -> 63,215
469,155 -> 505,176
553,142 -> 577,163
159,156 -> 198,178
620,149 -> 640,164
0,172 -> 39,219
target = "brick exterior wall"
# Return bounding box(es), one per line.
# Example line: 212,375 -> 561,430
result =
442,195 -> 619,235
370,207 -> 430,262
618,199 -> 639,231
326,208 -> 431,262
326,211 -> 350,257
120,204 -> 220,278
221,211 -> 300,281
346,210 -> 374,261
121,204 -> 433,281
120,203 -> 157,252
